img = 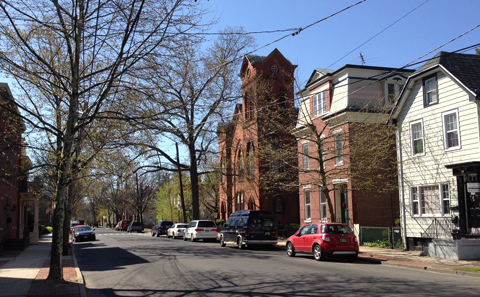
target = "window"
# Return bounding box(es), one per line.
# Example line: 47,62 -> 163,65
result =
386,83 -> 404,105
410,120 -> 424,156
320,191 -> 327,222
238,151 -> 244,181
412,188 -> 419,215
334,134 -> 343,165
411,184 -> 450,216
247,143 -> 255,180
310,224 -> 318,234
313,91 -> 327,117
299,225 -> 311,235
318,139 -> 325,170
274,198 -> 282,213
423,76 -> 438,106
442,184 -> 450,214
236,192 -> 244,211
303,143 -> 309,170
304,190 -> 311,220
442,110 -> 460,150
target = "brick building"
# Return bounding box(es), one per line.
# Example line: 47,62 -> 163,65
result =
0,83 -> 31,246
295,65 -> 415,228
218,49 -> 299,225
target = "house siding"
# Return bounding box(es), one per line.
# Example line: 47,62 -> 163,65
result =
397,70 -> 480,238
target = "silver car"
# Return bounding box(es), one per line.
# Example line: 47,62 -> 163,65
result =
167,223 -> 188,239
127,221 -> 143,233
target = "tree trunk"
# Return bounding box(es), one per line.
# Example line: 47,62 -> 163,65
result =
189,143 -> 200,220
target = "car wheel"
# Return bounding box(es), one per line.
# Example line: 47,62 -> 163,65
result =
237,237 -> 243,249
93,236 -> 96,241
156,231 -> 160,237
313,245 -> 325,261
190,235 -> 195,242
347,253 -> 358,262
220,236 -> 226,247
151,230 -> 155,237
286,242 -> 295,257
183,234 -> 187,241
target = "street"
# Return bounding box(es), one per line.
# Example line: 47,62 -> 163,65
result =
74,228 -> 480,297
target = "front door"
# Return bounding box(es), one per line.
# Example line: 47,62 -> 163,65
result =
335,184 -> 349,225
466,191 -> 480,233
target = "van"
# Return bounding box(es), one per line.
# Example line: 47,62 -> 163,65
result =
152,220 -> 174,237
220,210 -> 277,249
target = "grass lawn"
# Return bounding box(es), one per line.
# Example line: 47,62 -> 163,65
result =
454,267 -> 480,273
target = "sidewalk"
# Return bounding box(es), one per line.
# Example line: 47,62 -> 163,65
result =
0,234 -> 86,297
276,240 -> 480,277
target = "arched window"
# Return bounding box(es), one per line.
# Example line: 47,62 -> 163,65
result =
248,197 -> 255,210
247,143 -> 255,180
238,151 -> 244,182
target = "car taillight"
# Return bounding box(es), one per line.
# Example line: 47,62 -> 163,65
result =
211,229 -> 217,232
195,229 -> 204,232
178,229 -> 181,232
323,236 -> 330,242
245,230 -> 249,236
275,231 -> 278,236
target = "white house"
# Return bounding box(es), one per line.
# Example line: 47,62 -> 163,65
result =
390,51 -> 480,259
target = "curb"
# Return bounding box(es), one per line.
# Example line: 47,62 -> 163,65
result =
358,256 -> 480,279
71,244 -> 88,297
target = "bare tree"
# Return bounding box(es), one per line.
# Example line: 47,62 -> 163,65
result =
0,0 -> 205,280
124,27 -> 254,220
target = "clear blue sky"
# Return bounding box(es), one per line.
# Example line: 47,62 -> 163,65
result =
204,0 -> 480,87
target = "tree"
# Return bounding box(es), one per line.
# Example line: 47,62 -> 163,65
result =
154,174 -> 192,222
126,27 -> 254,220
0,0 -> 205,280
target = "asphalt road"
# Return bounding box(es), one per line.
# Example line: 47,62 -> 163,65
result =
74,228 -> 480,297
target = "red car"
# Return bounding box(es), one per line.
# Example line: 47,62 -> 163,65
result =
116,220 -> 131,231
286,223 -> 359,261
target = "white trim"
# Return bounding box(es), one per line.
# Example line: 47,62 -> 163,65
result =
409,119 -> 425,157
410,183 -> 452,217
441,109 -> 461,151
303,184 -> 311,189
332,178 -> 348,184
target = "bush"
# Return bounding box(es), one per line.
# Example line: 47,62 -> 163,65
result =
215,219 -> 225,227
39,225 -> 53,235
45,226 -> 53,234
39,225 -> 45,235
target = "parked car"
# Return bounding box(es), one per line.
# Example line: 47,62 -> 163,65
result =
117,220 -> 131,231
151,220 -> 174,237
127,221 -> 143,233
72,225 -> 96,242
220,210 -> 278,249
70,221 -> 82,234
286,223 -> 359,261
183,220 -> 218,242
167,223 -> 188,239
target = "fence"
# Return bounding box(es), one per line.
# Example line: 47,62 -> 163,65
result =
360,226 -> 402,248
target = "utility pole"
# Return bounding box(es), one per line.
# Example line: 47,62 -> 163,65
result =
176,143 -> 187,223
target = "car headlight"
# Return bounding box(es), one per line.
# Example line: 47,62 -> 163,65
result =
75,233 -> 79,237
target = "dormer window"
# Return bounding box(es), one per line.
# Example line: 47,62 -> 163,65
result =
423,75 -> 438,107
313,91 -> 327,117
386,82 -> 404,105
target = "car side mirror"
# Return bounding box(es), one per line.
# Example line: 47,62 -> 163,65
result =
295,231 -> 300,237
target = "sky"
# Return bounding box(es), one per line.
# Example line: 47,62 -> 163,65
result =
202,0 -> 480,88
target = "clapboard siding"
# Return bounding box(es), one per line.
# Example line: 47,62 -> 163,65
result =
397,70 -> 479,238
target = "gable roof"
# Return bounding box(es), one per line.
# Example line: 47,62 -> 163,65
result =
239,48 -> 296,77
390,51 -> 480,120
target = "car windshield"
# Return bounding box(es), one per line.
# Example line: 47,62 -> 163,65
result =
322,225 -> 354,234
123,221 -> 131,225
177,224 -> 188,228
75,226 -> 91,232
198,221 -> 216,228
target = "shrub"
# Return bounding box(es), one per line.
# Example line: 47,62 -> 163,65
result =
45,226 -> 53,234
39,225 -> 45,235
